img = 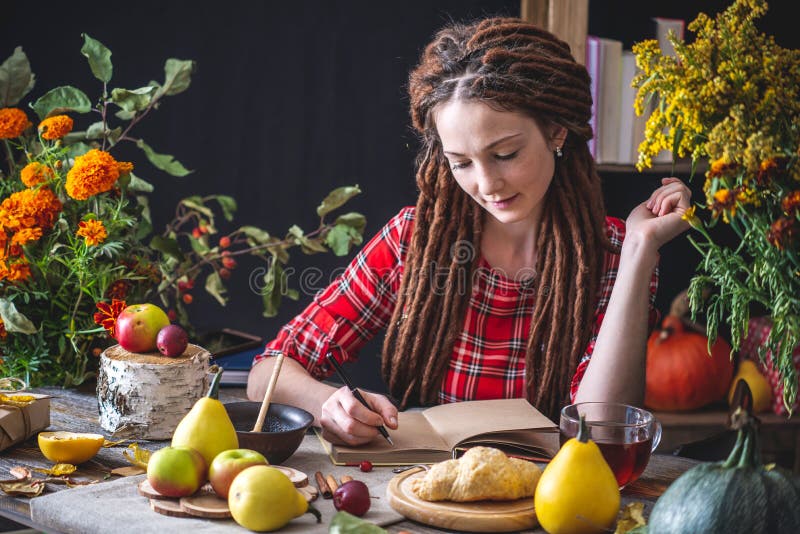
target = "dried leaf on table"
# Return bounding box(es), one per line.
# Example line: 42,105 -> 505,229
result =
0,480 -> 44,497
615,502 -> 647,534
9,467 -> 31,480
110,466 -> 146,477
123,443 -> 150,468
0,393 -> 37,407
102,438 -> 128,448
329,511 -> 387,534
65,478 -> 99,488
34,463 -> 77,476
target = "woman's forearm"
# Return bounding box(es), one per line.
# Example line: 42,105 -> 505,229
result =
573,234 -> 659,406
247,356 -> 336,426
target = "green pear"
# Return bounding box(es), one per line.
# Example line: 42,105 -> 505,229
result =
171,370 -> 239,466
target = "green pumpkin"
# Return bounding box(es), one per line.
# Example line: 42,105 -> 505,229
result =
648,403 -> 800,533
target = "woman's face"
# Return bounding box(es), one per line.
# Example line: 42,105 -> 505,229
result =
435,100 -> 564,228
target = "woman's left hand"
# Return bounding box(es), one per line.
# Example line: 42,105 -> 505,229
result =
626,177 -> 692,250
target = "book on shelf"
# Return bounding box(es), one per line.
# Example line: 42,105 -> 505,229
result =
618,50 -> 647,165
650,16 -> 686,165
316,397 -> 559,466
586,35 -> 623,163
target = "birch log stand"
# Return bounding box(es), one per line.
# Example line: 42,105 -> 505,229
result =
97,343 -> 211,439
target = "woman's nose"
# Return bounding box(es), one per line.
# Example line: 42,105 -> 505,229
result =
476,166 -> 502,196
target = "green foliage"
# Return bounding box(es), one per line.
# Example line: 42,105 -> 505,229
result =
0,36 -> 365,386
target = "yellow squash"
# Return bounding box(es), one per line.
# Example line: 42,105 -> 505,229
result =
534,415 -> 620,534
171,370 -> 238,467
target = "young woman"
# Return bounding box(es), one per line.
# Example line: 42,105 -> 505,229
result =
247,17 -> 691,446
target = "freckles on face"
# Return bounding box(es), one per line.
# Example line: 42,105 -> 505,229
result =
434,99 -> 558,225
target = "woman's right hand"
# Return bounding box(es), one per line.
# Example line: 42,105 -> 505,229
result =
319,386 -> 398,446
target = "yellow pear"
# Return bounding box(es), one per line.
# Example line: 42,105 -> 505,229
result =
172,370 -> 239,467
728,360 -> 773,413
534,415 -> 620,534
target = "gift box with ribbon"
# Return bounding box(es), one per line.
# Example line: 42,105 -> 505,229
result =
0,381 -> 51,453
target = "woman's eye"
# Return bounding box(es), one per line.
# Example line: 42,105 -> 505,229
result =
495,150 -> 519,161
450,161 -> 471,171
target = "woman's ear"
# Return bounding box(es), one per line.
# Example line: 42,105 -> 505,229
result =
550,126 -> 568,150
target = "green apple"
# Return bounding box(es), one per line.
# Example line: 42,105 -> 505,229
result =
208,448 -> 268,499
146,445 -> 207,497
115,303 -> 170,353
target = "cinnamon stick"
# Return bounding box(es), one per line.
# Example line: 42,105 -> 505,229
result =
314,471 -> 332,499
340,475 -> 354,484
326,474 -> 339,493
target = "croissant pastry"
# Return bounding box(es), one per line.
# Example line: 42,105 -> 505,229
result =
411,446 -> 542,502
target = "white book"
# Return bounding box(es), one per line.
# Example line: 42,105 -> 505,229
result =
594,36 -> 623,164
618,50 -> 647,165
585,35 -> 601,159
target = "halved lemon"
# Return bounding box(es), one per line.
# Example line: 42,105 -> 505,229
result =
38,431 -> 105,464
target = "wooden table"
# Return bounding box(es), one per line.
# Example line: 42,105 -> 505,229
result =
0,385 -> 698,533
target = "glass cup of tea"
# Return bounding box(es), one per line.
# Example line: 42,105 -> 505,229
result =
559,402 -> 662,488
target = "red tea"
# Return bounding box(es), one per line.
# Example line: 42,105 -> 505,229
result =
595,438 -> 652,487
559,434 -> 652,487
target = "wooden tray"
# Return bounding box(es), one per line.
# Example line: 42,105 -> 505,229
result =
386,467 -> 538,533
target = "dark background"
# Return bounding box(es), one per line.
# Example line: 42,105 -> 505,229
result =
2,0 -> 797,391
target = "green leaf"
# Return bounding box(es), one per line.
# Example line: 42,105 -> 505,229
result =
213,195 -> 237,221
204,272 -> 227,306
261,262 -> 283,318
160,59 -> 196,97
181,197 -> 214,219
31,86 -> 91,120
111,86 -> 156,113
115,109 -> 136,120
0,47 -> 35,107
325,224 -> 363,256
239,226 -> 271,245
329,511 -> 387,534
150,235 -> 184,261
80,34 -> 113,83
136,140 -> 192,176
127,172 -> 154,193
79,121 -> 122,144
0,298 -> 38,335
67,142 -> 95,159
189,235 -> 209,254
288,225 -> 328,254
317,185 -> 362,217
334,212 -> 367,233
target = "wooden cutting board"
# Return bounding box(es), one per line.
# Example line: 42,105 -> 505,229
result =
386,467 -> 538,533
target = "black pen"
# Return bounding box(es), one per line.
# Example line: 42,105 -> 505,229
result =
326,353 -> 394,446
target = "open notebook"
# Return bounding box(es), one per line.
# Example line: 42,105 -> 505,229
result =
317,398 -> 559,466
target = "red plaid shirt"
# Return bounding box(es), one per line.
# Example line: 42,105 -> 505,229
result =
256,207 -> 659,404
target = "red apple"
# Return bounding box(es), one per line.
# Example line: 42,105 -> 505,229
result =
157,324 -> 189,357
115,303 -> 170,353
147,445 -> 207,497
208,448 -> 268,499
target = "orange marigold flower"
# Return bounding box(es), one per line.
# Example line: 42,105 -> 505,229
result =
782,191 -> 800,215
65,149 -> 133,200
76,219 -> 107,247
10,227 -> 43,246
707,158 -> 739,179
4,260 -> 32,283
767,217 -> 796,250
38,115 -> 74,140
757,157 -> 789,186
20,162 -> 54,187
0,317 -> 7,339
0,187 -> 63,232
93,299 -> 127,337
710,188 -> 737,222
0,108 -> 31,139
105,279 -> 132,300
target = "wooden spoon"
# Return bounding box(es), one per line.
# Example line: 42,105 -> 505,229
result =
252,353 -> 284,432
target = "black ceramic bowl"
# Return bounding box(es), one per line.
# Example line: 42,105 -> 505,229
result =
224,401 -> 314,465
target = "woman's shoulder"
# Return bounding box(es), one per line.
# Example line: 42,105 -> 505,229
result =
385,206 -> 416,246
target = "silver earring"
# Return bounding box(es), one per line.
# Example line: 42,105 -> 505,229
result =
555,146 -> 563,158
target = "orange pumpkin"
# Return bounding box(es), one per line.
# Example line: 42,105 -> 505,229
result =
645,315 -> 734,411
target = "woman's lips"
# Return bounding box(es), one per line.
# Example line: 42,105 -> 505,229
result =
489,194 -> 518,209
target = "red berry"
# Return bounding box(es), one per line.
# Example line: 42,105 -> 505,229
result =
359,460 -> 373,472
191,228 -> 202,238
167,309 -> 177,321
199,224 -> 208,234
222,257 -> 237,270
219,236 -> 231,248
182,293 -> 193,304
219,268 -> 231,280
